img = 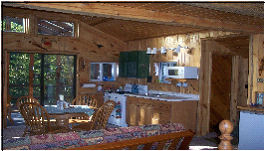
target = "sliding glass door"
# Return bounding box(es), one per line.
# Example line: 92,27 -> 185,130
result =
8,52 -> 76,105
43,55 -> 76,105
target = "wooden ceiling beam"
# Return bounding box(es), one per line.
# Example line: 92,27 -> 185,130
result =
3,2 -> 263,34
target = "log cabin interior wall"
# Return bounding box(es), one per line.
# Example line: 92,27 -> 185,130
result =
2,7 -> 127,96
124,31 -> 239,94
2,3 -> 264,136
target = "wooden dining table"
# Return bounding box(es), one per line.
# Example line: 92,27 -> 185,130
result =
44,105 -> 96,128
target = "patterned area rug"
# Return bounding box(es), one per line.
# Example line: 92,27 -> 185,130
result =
2,125 -> 26,140
3,113 -> 229,150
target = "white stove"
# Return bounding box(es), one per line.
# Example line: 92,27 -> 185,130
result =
104,92 -> 128,127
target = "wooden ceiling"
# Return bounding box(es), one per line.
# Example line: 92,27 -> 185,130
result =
73,14 -> 205,41
3,2 -> 264,41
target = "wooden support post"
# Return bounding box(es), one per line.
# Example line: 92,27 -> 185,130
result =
218,120 -> 234,150
29,54 -> 34,97
197,40 -> 212,136
56,55 -> 61,100
230,56 -> 239,126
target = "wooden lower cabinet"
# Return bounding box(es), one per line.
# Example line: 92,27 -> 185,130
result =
126,96 -> 198,132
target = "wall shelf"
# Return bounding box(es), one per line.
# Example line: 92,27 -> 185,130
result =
237,105 -> 264,114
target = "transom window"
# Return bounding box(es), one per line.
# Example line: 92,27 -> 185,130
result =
2,16 -> 28,33
37,19 -> 75,37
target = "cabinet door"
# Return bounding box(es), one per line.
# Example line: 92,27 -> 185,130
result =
119,52 -> 128,77
151,101 -> 171,124
127,61 -> 137,77
128,51 -> 138,62
137,51 -> 149,78
127,51 -> 138,77
126,97 -> 140,126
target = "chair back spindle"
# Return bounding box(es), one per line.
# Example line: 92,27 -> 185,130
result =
20,102 -> 50,135
90,100 -> 116,130
72,95 -> 97,108
16,96 -> 39,110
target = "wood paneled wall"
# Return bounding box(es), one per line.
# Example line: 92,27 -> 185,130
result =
248,34 -> 264,105
122,32 -> 239,95
2,7 -> 127,98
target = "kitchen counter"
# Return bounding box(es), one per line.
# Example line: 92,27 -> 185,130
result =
126,94 -> 198,132
104,90 -> 199,130
124,93 -> 199,102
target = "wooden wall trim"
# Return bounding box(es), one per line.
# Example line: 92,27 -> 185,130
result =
248,35 -> 254,104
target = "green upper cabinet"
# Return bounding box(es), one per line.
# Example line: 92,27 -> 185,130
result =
119,52 -> 128,77
137,51 -> 149,78
119,51 -> 149,78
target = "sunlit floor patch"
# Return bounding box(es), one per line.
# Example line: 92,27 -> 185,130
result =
189,145 -> 218,150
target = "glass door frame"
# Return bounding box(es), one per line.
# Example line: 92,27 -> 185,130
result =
7,51 -> 77,106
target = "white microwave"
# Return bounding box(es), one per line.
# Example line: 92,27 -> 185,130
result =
164,66 -> 198,79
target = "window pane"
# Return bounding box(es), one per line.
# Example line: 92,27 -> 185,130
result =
9,53 -> 30,104
3,16 -> 25,33
44,55 -> 75,105
38,19 -> 74,37
90,64 -> 100,80
103,64 -> 114,81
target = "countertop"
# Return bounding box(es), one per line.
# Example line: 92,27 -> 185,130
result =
105,90 -> 199,102
237,105 -> 264,114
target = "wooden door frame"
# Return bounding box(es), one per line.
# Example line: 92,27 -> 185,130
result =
197,40 -> 245,136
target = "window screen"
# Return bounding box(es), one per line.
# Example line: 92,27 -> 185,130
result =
37,19 -> 74,37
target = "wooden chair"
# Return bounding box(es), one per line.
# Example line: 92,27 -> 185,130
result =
16,96 -> 41,135
16,96 -> 40,110
71,100 -> 116,131
70,95 -> 98,122
6,95 -> 14,125
71,94 -> 98,108
20,102 -> 70,136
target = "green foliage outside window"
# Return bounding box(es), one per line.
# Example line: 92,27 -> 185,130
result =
9,53 -> 75,105
10,21 -> 24,32
9,53 -> 30,104
2,16 -> 25,33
